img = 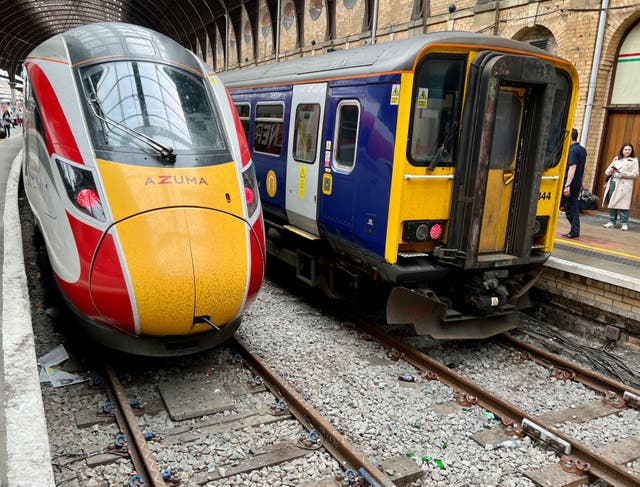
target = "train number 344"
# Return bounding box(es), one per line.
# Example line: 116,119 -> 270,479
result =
538,191 -> 552,200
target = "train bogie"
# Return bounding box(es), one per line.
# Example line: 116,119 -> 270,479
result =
22,23 -> 265,356
222,32 -> 578,339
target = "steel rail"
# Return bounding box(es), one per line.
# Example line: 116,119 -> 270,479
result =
232,336 -> 395,487
102,377 -> 151,486
498,333 -> 640,399
351,318 -> 640,487
104,362 -> 166,487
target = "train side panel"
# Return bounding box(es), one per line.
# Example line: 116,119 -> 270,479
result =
319,75 -> 399,258
231,87 -> 292,224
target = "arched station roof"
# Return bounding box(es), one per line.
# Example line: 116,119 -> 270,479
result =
0,0 -> 270,81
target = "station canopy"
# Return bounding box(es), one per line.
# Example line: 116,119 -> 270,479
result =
0,0 -> 254,81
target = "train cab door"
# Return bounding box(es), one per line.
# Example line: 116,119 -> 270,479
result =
442,53 -> 557,269
285,83 -> 327,236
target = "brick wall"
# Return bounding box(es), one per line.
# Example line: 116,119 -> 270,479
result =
535,266 -> 640,350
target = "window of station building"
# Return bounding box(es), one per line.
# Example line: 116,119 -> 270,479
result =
234,102 -> 251,139
293,103 -> 320,163
332,101 -> 360,172
254,102 -> 284,156
408,54 -> 466,168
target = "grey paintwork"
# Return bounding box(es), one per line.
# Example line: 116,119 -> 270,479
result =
220,31 -> 559,88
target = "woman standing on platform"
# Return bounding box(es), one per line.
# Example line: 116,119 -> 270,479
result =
603,143 -> 639,231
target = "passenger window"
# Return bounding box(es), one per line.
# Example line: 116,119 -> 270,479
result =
293,103 -> 320,163
234,103 -> 250,140
254,102 -> 284,156
408,54 -> 466,167
333,101 -> 360,172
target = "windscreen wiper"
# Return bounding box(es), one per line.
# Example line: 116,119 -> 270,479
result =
428,121 -> 459,171
88,94 -> 176,162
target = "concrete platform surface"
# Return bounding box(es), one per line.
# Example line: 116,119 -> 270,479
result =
552,211 -> 640,291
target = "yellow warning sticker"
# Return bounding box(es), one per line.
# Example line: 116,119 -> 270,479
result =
390,84 -> 400,105
417,87 -> 428,108
299,166 -> 306,199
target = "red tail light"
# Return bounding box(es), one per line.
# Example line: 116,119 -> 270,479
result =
429,223 -> 444,240
56,158 -> 105,221
244,186 -> 256,207
242,164 -> 260,217
402,220 -> 447,242
77,188 -> 101,210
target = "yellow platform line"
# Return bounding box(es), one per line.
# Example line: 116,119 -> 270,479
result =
556,238 -> 640,262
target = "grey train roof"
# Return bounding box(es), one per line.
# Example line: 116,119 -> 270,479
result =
220,31 -> 561,88
27,22 -> 202,74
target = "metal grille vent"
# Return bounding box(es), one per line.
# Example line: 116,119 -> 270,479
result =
529,39 -> 549,51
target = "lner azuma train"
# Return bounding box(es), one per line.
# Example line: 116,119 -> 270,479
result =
22,22 -> 265,356
221,32 -> 578,339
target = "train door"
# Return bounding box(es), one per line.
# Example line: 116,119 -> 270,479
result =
442,53 -> 557,269
478,86 -> 526,253
286,83 -> 327,236
318,92 -> 362,240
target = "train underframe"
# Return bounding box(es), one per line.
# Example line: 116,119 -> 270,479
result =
266,222 -> 546,339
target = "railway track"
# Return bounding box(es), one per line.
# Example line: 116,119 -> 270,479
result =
32,280 -> 638,486
349,316 -> 640,486
42,338 -> 424,486
23,193 -> 640,485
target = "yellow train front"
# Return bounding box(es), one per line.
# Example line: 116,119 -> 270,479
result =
222,32 -> 578,339
22,23 -> 265,356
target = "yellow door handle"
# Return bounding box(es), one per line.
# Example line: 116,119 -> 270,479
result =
503,170 -> 515,185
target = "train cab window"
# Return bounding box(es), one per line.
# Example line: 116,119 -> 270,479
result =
79,61 -> 227,158
293,104 -> 321,163
254,102 -> 284,156
234,102 -> 251,140
408,54 -> 466,168
543,70 -> 572,170
332,101 -> 360,172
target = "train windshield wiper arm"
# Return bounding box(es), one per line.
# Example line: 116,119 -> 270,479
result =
428,121 -> 458,171
88,94 -> 177,162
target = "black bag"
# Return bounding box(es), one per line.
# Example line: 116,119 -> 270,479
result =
579,189 -> 599,211
0,126 -> 5,139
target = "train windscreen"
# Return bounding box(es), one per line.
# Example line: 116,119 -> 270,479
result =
408,54 -> 467,168
80,61 -> 227,159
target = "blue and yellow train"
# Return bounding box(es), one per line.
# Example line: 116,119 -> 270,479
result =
222,32 -> 578,339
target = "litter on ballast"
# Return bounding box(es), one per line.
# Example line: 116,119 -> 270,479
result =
37,344 -> 88,387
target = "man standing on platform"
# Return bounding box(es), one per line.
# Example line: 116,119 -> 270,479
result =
562,128 -> 587,239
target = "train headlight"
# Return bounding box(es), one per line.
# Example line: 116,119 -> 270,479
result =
402,220 -> 447,242
56,159 -> 105,222
242,164 -> 259,217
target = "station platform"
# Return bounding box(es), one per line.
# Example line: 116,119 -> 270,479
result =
551,210 -> 640,290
